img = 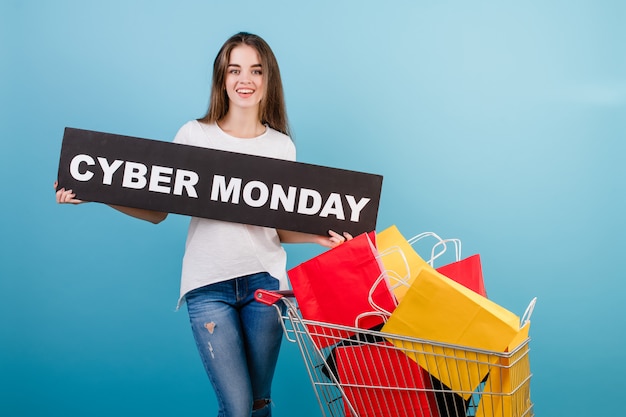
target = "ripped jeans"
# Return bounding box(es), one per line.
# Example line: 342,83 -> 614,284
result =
186,272 -> 284,417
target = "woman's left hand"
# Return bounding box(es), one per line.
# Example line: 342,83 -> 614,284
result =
324,230 -> 353,248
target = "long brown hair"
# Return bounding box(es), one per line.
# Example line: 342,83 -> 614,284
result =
199,32 -> 291,137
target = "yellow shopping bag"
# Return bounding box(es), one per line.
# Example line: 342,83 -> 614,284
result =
476,314 -> 534,416
381,266 -> 531,399
376,225 -> 438,302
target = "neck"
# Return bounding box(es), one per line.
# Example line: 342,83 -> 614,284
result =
219,108 -> 265,139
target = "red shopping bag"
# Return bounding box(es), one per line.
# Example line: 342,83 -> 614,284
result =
436,254 -> 487,297
335,342 -> 439,417
288,232 -> 396,348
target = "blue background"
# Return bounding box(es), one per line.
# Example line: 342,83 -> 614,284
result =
2,1 -> 625,415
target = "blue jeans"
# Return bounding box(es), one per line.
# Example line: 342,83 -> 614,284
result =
186,272 -> 283,417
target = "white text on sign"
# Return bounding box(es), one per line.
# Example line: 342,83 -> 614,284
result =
69,154 -> 371,222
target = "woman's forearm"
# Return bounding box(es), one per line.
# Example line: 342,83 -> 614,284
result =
108,204 -> 168,224
277,229 -> 351,248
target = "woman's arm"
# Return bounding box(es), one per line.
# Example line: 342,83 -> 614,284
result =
108,205 -> 168,224
54,181 -> 168,224
277,229 -> 352,248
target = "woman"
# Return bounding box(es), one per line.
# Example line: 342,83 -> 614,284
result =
56,32 -> 351,417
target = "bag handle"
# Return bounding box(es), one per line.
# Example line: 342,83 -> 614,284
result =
407,232 -> 462,266
376,245 -> 411,292
407,232 -> 461,266
369,271 -> 399,315
355,267 -> 401,328
521,297 -> 538,327
407,232 -> 446,265
350,234 -> 401,328
354,310 -> 392,328
429,238 -> 462,266
377,233 -> 462,292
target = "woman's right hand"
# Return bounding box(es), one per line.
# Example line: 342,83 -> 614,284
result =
54,181 -> 83,204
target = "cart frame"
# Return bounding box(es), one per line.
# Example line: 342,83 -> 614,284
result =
256,289 -> 533,417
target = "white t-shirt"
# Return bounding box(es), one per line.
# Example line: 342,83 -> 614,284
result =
173,120 -> 296,308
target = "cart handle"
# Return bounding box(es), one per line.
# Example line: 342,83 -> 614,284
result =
255,289 -> 295,306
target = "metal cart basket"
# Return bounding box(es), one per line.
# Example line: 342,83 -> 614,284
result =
256,289 -> 533,417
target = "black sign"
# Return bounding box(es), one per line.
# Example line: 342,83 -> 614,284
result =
56,128 -> 383,236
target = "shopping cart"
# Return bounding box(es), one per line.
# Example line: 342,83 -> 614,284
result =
255,289 -> 533,417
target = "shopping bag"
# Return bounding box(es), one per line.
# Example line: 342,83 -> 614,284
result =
376,225 -> 436,302
381,266 -> 531,399
418,234 -> 487,297
335,342 -> 439,417
430,375 -> 477,417
436,253 -> 487,297
377,225 -> 487,301
476,303 -> 535,417
321,323 -> 386,381
288,232 -> 397,348
323,326 -> 469,417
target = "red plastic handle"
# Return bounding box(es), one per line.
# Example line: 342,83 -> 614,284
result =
254,289 -> 295,306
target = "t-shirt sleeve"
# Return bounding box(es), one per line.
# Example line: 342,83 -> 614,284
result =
173,121 -> 194,145
286,140 -> 296,162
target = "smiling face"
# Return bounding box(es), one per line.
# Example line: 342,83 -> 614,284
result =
203,32 -> 289,136
224,44 -> 265,112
